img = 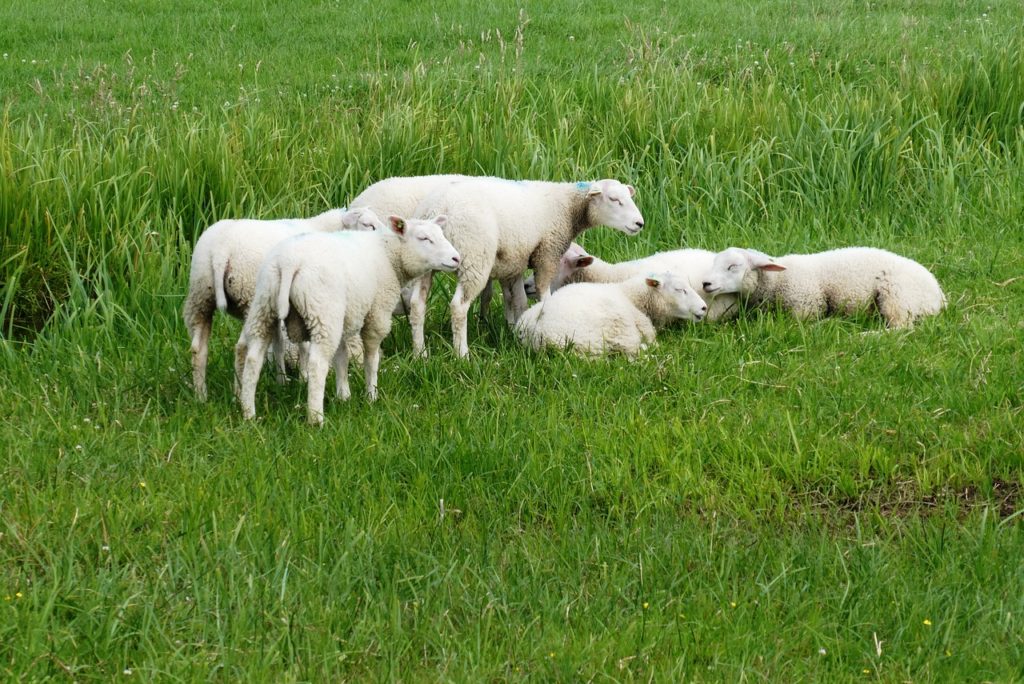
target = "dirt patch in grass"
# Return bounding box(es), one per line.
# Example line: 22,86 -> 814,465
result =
820,477 -> 1023,520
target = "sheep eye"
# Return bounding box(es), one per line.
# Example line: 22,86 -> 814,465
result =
728,264 -> 739,272
418,236 -> 432,243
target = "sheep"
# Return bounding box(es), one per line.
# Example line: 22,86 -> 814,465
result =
525,243 -> 739,321
235,215 -> 461,425
701,246 -> 946,328
183,207 -> 385,400
409,178 -> 646,357
348,173 -> 523,322
515,272 -> 708,358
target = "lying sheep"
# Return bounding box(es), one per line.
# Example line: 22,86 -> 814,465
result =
411,178 -> 645,357
525,243 -> 739,321
515,272 -> 707,358
183,207 -> 384,400
235,216 -> 460,425
701,247 -> 946,327
349,173 -> 523,322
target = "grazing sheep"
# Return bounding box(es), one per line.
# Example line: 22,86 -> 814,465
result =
410,178 -> 645,357
701,246 -> 946,327
525,243 -> 739,321
183,207 -> 385,400
515,272 -> 707,358
235,216 -> 460,425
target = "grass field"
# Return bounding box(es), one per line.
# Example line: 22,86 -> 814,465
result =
2,0 -> 1023,680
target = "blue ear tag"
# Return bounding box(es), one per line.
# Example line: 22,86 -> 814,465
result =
576,181 -> 591,192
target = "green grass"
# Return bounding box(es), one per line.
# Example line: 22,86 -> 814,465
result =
2,0 -> 1023,680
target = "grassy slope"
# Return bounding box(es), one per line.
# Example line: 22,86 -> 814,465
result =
2,0 -> 1023,680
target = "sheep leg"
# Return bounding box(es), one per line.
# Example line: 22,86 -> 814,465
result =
304,342 -> 333,426
362,336 -> 383,402
530,247 -> 561,302
876,286 -> 913,329
188,314 -> 213,402
333,339 -> 351,400
450,264 -> 492,358
272,322 -> 288,384
478,279 -> 494,320
237,331 -> 271,421
502,276 -> 528,324
361,311 -> 392,401
408,272 -> 433,358
299,341 -> 310,382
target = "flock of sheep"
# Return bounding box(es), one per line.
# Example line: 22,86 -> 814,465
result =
183,174 -> 947,424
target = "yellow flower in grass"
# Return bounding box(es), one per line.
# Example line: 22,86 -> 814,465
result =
923,619 -> 932,626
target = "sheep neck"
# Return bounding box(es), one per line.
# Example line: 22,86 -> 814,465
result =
746,259 -> 794,306
621,278 -> 673,328
556,187 -> 593,238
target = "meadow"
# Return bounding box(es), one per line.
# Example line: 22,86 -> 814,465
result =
1,0 -> 1023,679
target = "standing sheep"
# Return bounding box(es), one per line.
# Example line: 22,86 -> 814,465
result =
701,246 -> 946,327
410,178 -> 645,357
348,173 -> 522,321
515,272 -> 708,358
235,216 -> 460,425
526,243 -> 739,322
183,207 -> 385,400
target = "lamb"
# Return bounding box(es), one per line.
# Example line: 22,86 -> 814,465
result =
525,243 -> 739,321
348,173 -> 522,321
409,178 -> 645,357
183,206 -> 386,400
701,246 -> 946,327
235,216 -> 460,425
515,272 -> 708,358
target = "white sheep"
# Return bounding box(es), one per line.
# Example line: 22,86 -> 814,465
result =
349,173 -> 522,321
525,243 -> 739,321
515,272 -> 708,358
183,207 -> 385,400
235,216 -> 460,425
701,246 -> 946,327
410,178 -> 646,357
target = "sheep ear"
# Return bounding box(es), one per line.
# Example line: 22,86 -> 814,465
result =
388,215 -> 406,235
345,208 -> 368,228
576,256 -> 595,268
433,214 -> 447,228
645,276 -> 662,288
586,183 -> 602,197
626,184 -> 636,197
746,249 -> 783,271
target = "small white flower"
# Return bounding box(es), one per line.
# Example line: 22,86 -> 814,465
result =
75,444 -> 83,451
83,417 -> 91,423
102,545 -> 110,552
123,668 -> 132,675
818,647 -> 827,655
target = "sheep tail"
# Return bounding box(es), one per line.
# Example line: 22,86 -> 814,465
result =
212,252 -> 230,313
275,262 -> 297,323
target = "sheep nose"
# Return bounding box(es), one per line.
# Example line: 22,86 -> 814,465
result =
701,304 -> 708,312
451,255 -> 460,264
634,220 -> 644,229
702,281 -> 712,289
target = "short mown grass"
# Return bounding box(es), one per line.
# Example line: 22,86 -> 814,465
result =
2,0 -> 1023,680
